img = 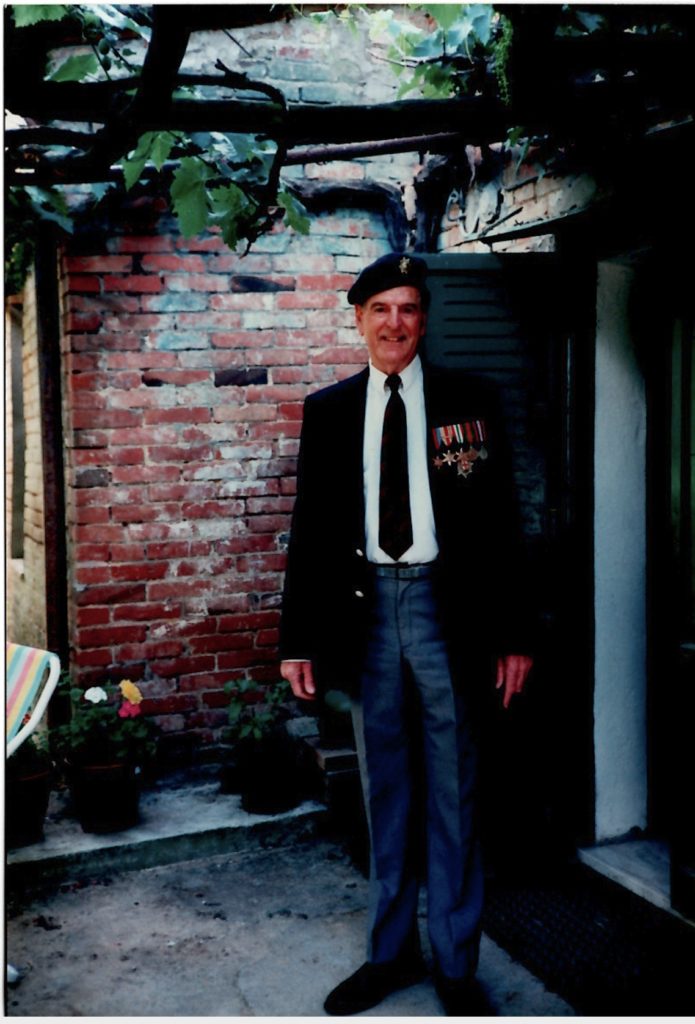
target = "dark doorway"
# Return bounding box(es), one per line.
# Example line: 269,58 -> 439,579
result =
642,254 -> 695,917
421,252 -> 596,866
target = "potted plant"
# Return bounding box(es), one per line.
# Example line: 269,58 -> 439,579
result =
6,732 -> 54,848
51,676 -> 157,834
220,678 -> 304,815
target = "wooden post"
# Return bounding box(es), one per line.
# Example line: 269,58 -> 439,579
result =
34,226 -> 69,670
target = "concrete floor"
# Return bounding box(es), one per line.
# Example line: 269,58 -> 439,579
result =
5,780 -> 575,1017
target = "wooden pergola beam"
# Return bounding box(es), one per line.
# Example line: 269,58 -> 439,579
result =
5,3 -> 693,188
6,95 -> 503,186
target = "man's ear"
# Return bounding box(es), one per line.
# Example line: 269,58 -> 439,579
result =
419,312 -> 428,338
354,304 -> 365,336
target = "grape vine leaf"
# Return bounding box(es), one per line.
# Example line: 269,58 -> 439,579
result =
278,190 -> 310,235
170,158 -> 212,238
48,52 -> 99,82
12,5 -> 69,27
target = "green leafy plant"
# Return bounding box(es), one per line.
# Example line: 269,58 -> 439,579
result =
8,3 -> 682,292
387,4 -> 498,100
12,5 -> 71,29
6,4 -> 310,291
221,677 -> 305,814
317,4 -> 499,101
224,678 -> 292,743
50,674 -> 157,767
39,3 -> 151,81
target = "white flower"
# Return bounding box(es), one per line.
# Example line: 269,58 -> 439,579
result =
84,686 -> 108,704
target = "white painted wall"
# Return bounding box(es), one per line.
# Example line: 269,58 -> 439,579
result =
594,261 -> 648,841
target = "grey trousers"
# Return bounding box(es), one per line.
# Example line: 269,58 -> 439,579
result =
351,568 -> 483,980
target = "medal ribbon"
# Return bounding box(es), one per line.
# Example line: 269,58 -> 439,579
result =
432,420 -> 487,451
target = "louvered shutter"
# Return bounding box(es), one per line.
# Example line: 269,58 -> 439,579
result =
421,252 -> 566,542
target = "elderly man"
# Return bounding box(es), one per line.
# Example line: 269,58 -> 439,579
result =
280,253 -> 533,1015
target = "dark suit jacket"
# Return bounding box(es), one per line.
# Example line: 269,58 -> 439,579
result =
280,361 -> 533,695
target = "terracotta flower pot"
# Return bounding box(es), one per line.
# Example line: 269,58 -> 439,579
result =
6,767 -> 52,848
67,761 -> 140,834
236,732 -> 303,816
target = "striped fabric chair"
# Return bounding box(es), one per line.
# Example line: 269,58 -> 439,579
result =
6,642 -> 61,986
6,642 -> 61,758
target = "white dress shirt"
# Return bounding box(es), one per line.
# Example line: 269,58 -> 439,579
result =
363,354 -> 439,564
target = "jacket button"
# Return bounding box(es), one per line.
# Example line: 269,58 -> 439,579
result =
354,589 -> 365,598
355,548 -> 364,558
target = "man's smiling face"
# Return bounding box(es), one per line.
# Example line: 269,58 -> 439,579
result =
355,285 -> 427,376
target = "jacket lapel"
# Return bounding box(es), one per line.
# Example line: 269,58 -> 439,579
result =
339,367 -> 369,548
422,363 -> 448,536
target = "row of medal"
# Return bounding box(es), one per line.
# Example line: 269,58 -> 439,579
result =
431,421 -> 488,477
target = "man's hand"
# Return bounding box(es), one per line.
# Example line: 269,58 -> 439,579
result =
496,654 -> 533,710
281,660 -> 317,701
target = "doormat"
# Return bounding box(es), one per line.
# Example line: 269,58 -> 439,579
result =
483,862 -> 695,1016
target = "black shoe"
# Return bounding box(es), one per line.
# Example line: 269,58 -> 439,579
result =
324,958 -> 428,1015
434,975 -> 494,1016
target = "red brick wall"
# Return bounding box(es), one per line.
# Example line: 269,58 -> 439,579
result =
60,202 -> 388,758
436,145 -> 599,253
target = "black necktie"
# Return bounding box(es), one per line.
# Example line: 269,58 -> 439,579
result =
379,374 -> 413,561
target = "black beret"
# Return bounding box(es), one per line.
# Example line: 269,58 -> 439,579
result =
347,252 -> 430,309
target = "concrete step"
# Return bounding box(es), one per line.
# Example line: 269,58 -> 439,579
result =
7,779 -> 326,889
579,837 -> 695,928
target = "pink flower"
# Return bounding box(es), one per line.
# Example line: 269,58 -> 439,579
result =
118,700 -> 142,719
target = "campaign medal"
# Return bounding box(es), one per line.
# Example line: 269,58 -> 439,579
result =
455,448 -> 477,477
431,419 -> 488,476
474,419 -> 488,460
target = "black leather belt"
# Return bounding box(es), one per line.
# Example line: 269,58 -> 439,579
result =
370,561 -> 436,579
